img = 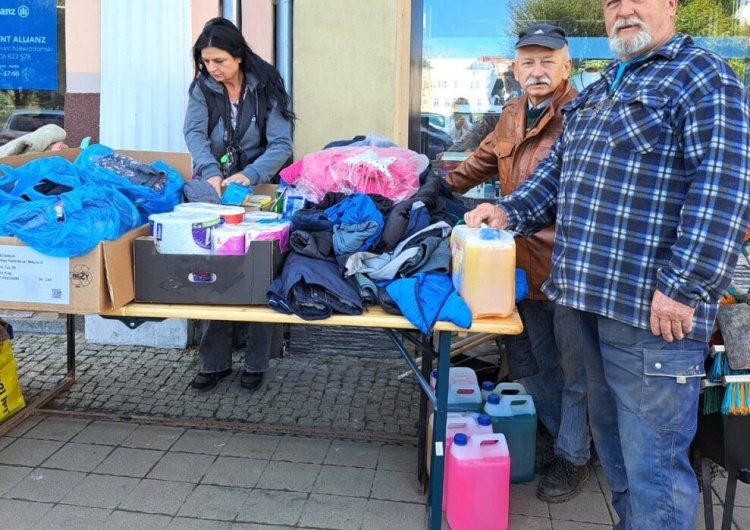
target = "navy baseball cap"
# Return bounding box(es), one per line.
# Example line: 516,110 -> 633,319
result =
516,24 -> 568,50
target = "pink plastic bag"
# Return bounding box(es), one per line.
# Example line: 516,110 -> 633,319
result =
280,146 -> 427,203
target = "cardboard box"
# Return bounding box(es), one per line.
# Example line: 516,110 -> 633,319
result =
0,226 -> 148,313
133,237 -> 286,305
0,148 -> 193,313
1,148 -> 281,310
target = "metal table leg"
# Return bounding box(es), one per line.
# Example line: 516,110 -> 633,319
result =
66,314 -> 76,376
722,469 -> 739,530
417,333 -> 433,492
426,330 -> 451,530
382,328 -> 450,529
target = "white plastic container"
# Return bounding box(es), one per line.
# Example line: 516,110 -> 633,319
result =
429,367 -> 482,413
430,366 -> 478,391
450,225 -> 515,317
491,381 -> 527,398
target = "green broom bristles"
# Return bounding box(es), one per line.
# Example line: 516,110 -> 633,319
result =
703,384 -> 725,415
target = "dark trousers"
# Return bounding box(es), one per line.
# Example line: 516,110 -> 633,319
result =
198,320 -> 279,373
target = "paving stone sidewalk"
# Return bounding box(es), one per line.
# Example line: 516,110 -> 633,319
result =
2,416 -> 748,529
5,331 -> 750,528
11,332 -> 421,440
1,416 -> 433,530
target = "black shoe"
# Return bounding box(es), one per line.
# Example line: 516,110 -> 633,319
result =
536,456 -> 589,503
190,368 -> 232,391
240,371 -> 264,391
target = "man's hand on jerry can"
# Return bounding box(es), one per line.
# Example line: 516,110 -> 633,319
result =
463,203 -> 509,229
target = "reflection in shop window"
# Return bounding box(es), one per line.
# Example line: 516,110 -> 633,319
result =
0,0 -> 66,147
417,0 -> 750,181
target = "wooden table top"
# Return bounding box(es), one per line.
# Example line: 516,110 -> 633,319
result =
102,303 -> 523,335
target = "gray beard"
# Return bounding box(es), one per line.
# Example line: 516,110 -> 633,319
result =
609,27 -> 652,60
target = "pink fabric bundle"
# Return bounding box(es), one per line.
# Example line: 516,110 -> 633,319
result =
280,146 -> 426,202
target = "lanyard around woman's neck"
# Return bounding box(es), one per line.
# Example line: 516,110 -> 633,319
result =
222,73 -> 247,148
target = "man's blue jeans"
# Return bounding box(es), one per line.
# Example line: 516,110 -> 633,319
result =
575,308 -> 707,529
503,299 -> 591,466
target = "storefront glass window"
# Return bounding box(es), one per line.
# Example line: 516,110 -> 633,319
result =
418,0 -> 750,181
0,0 -> 66,146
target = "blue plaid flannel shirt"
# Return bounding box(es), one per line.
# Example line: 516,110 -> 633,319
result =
499,35 -> 750,342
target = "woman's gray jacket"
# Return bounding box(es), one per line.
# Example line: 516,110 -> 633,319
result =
183,71 -> 292,185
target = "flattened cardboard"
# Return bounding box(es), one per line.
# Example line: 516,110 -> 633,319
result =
134,237 -> 286,305
0,148 -> 193,179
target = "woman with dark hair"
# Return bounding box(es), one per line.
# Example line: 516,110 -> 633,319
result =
185,16 -> 294,195
184,17 -> 294,392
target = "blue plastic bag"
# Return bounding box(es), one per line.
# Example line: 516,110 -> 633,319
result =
74,144 -> 183,223
0,157 -> 91,236
2,183 -> 141,257
0,157 -> 88,199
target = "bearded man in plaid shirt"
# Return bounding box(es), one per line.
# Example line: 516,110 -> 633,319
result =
465,0 -> 750,528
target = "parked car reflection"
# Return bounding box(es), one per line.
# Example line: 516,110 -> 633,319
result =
0,109 -> 64,146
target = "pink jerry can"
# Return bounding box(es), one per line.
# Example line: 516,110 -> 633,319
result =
433,413 -> 493,510
446,432 -> 511,530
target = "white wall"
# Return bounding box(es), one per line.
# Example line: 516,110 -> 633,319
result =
100,0 -> 192,151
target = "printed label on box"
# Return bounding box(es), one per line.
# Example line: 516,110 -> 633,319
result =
0,246 -> 71,304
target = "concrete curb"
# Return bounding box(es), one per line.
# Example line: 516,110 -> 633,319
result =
0,312 -> 66,334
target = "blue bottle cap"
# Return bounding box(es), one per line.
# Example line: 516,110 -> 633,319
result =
477,414 -> 492,427
453,433 -> 468,446
481,381 -> 494,391
487,393 -> 500,405
479,227 -> 503,240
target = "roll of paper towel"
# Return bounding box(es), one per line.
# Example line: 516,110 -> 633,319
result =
242,220 -> 291,252
174,202 -> 245,224
148,212 -> 221,255
212,225 -> 249,255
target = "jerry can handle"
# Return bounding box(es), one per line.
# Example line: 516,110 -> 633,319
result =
494,382 -> 527,395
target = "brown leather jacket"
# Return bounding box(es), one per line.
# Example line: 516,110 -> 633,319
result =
446,80 -> 577,300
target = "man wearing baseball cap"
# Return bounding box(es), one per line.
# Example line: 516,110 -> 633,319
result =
446,24 -> 591,502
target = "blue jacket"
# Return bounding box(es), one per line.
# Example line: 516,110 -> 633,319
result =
324,193 -> 384,254
385,273 -> 471,333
